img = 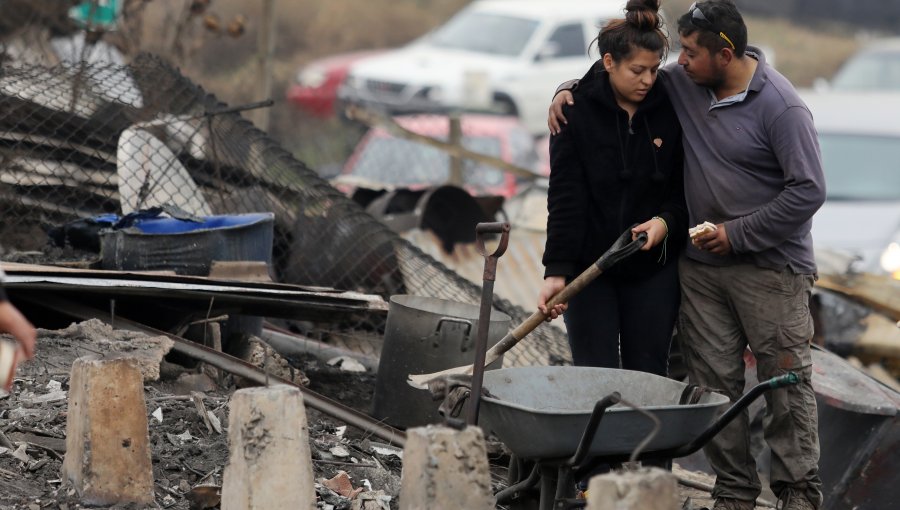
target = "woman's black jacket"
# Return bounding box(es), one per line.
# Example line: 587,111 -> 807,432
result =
543,64 -> 687,281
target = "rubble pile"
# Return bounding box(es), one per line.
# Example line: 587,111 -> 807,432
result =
0,321 -> 408,510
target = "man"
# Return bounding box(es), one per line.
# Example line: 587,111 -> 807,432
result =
547,2 -> 825,509
0,265 -> 37,366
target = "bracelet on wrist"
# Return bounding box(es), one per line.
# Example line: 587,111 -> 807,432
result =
651,216 -> 669,264
652,215 -> 668,234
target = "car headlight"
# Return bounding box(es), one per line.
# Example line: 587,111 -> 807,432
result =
879,241 -> 900,279
298,67 -> 327,88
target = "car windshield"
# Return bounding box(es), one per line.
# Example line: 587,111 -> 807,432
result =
427,11 -> 539,57
831,51 -> 900,91
349,135 -> 507,193
819,133 -> 900,200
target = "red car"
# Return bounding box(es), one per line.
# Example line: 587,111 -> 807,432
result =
286,50 -> 382,118
335,114 -> 543,199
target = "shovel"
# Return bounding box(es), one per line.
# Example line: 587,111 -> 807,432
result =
408,227 -> 648,389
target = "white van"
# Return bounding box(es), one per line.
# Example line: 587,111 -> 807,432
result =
800,91 -> 900,278
338,0 -> 676,135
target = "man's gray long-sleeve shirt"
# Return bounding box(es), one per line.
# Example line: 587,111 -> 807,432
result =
661,48 -> 826,274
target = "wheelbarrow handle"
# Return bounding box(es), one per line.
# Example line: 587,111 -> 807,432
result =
766,372 -> 800,389
668,372 -> 801,457
567,392 -> 621,467
573,372 -> 803,477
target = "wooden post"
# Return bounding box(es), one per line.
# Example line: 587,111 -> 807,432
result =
447,112 -> 464,186
61,358 -> 154,506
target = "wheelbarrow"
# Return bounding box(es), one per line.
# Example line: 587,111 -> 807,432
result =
473,365 -> 799,510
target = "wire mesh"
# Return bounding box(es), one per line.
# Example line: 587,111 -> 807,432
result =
0,55 -> 571,368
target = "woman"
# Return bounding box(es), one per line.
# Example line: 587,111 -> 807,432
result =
538,0 -> 687,378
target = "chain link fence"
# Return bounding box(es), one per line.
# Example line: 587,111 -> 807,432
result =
0,54 -> 571,368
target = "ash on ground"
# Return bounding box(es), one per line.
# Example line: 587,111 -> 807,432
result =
0,320 -> 404,510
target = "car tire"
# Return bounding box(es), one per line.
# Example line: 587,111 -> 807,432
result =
491,94 -> 518,117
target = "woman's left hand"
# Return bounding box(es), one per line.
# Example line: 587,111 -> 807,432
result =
632,218 -> 667,251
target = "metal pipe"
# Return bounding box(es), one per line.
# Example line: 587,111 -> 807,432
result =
261,326 -> 380,372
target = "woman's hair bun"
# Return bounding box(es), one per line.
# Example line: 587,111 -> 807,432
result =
624,0 -> 661,30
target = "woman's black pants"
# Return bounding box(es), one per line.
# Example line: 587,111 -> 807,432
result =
563,260 -> 680,377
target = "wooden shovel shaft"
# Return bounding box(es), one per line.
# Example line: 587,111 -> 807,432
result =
486,263 -> 600,364
408,263 -> 602,387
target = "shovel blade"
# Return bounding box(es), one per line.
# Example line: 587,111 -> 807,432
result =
407,364 -> 474,390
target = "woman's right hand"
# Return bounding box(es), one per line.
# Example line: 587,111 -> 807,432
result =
548,91 -> 575,135
538,276 -> 568,321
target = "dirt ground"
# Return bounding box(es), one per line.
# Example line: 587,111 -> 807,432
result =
0,319 -> 746,510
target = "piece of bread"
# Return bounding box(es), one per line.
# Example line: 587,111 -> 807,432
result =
689,221 -> 717,239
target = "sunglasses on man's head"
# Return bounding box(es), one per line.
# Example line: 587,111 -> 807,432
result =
688,2 -> 736,51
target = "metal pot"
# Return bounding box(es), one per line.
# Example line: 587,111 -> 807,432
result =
373,295 -> 511,428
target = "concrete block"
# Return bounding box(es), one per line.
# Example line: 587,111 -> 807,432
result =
61,357 -> 154,506
399,425 -> 494,510
221,384 -> 315,510
586,467 -> 679,510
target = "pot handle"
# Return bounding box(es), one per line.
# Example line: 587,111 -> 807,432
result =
434,317 -> 473,351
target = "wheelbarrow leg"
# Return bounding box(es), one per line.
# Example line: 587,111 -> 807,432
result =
538,465 -> 557,510
552,393 -> 622,510
553,465 -> 582,509
496,459 -> 541,507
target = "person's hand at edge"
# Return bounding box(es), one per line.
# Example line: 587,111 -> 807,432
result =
0,301 -> 36,360
538,276 -> 568,321
548,91 -> 574,135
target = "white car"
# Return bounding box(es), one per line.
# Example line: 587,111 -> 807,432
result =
815,37 -> 900,92
802,91 -> 900,279
338,0 -> 677,135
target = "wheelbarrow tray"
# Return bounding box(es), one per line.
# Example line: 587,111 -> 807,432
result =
479,366 -> 730,459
